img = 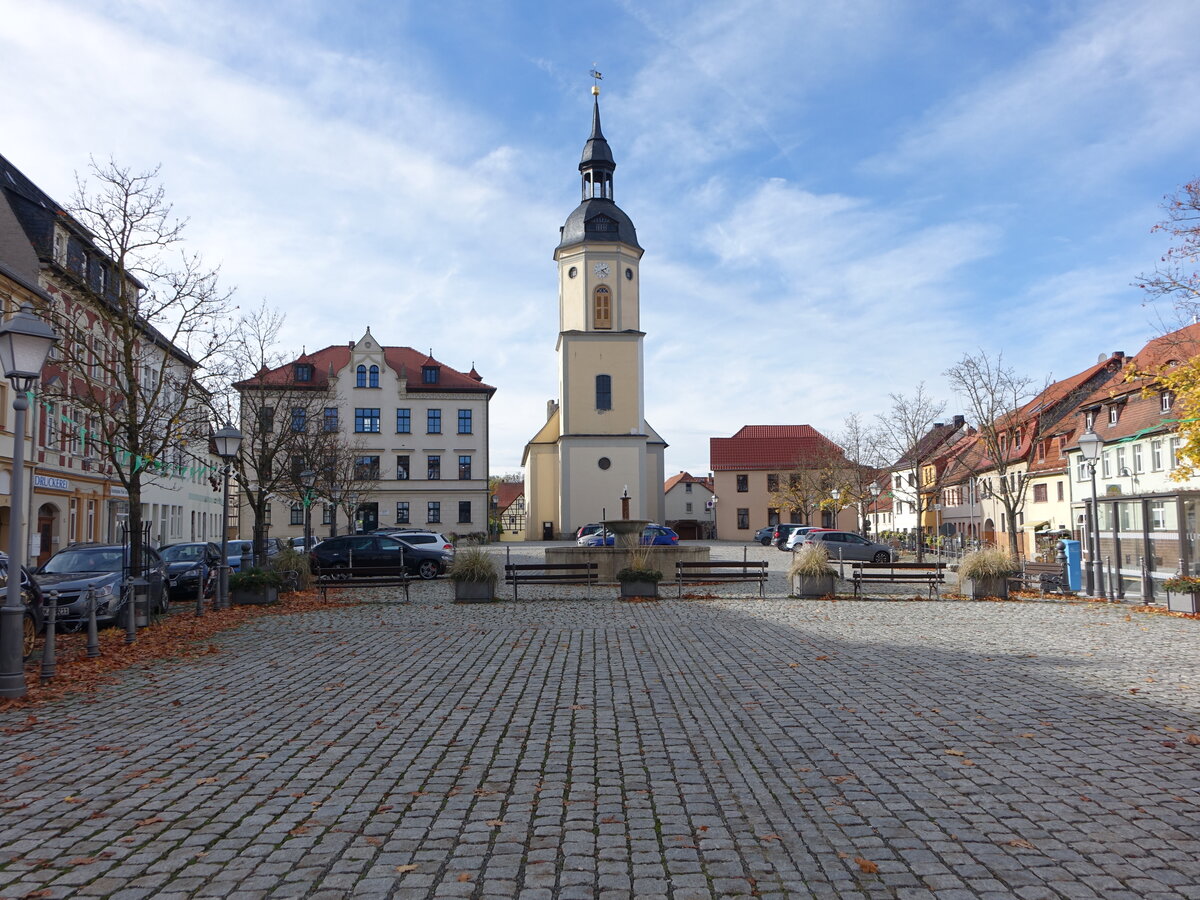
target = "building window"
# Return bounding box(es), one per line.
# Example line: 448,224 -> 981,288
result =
593,285 -> 611,329
766,474 -> 779,493
458,455 -> 472,480
1169,436 -> 1180,469
396,502 -> 410,524
427,455 -> 441,480
264,503 -> 272,525
1152,439 -> 1163,470
736,475 -> 748,492
1101,450 -> 1111,479
427,501 -> 441,523
356,364 -> 367,387
1108,405 -> 1119,426
458,501 -> 471,524
396,408 -> 411,433
1033,483 -> 1047,503
290,503 -> 304,525
1132,444 -> 1144,474
427,409 -> 442,433
294,364 -> 313,382
321,503 -> 333,525
290,407 -> 307,432
1162,391 -> 1174,412
368,364 -> 379,388
422,366 -> 439,384
685,482 -> 693,494
53,227 -> 67,265
1116,446 -> 1127,476
1076,455 -> 1088,482
258,406 -> 275,434
323,408 -> 339,432
596,374 -> 611,410
1056,481 -> 1064,501
736,508 -> 750,530
685,502 -> 693,513
396,455 -> 409,480
86,499 -> 95,542
355,455 -> 380,480
458,409 -> 472,434
767,508 -> 780,525
355,408 -> 380,433
1085,410 -> 1096,429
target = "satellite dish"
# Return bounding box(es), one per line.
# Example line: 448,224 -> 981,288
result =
1096,353 -> 1108,363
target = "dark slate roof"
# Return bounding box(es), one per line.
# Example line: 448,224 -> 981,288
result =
579,97 -> 614,168
558,198 -> 640,250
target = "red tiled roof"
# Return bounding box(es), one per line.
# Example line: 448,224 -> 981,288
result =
234,343 -> 495,393
710,425 -> 845,471
664,471 -> 713,492
493,482 -> 523,513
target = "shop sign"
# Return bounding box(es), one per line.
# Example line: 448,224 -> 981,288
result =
33,475 -> 70,491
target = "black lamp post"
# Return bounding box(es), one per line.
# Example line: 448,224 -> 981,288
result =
868,482 -> 882,534
300,469 -> 316,552
0,304 -> 59,699
212,422 -> 242,610
330,487 -> 341,538
1077,426 -> 1105,598
830,487 -> 841,529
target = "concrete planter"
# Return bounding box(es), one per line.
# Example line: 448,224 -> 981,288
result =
964,576 -> 1009,600
232,586 -> 279,606
792,574 -> 836,598
1167,591 -> 1200,614
453,581 -> 497,604
619,581 -> 659,599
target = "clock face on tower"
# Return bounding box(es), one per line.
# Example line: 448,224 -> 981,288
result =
593,262 -> 610,279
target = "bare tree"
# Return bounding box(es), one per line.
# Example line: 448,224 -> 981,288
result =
835,413 -> 885,534
874,384 -> 949,561
319,435 -> 377,536
49,158 -> 232,571
1138,178 -> 1200,315
944,351 -> 1038,558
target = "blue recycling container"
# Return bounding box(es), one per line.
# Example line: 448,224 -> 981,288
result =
1058,539 -> 1081,591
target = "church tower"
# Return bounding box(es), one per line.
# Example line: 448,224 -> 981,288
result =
523,87 -> 667,539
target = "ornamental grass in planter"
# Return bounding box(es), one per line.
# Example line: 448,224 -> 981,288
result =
789,544 -> 837,598
1161,575 -> 1200,614
617,546 -> 663,599
448,546 -> 501,603
959,547 -> 1020,600
229,567 -> 285,605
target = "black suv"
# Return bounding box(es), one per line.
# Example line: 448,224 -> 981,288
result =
160,542 -> 222,600
310,534 -> 452,580
35,544 -> 167,626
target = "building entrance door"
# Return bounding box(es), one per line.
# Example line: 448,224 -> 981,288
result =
36,505 -> 56,567
356,503 -> 378,533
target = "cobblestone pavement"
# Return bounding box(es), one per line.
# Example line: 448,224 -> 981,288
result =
1,545 -> 1198,898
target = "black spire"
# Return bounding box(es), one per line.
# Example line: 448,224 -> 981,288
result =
558,89 -> 640,250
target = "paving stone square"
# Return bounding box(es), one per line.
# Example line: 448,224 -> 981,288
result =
1,545 -> 1198,898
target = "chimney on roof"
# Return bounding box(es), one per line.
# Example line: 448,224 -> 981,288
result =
953,415 -> 965,427
1112,351 -> 1125,359
349,340 -> 355,349
933,422 -> 943,428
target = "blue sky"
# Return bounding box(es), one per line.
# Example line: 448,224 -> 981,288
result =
2,0 -> 1197,477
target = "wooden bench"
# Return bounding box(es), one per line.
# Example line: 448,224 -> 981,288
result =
1009,561 -> 1069,595
676,560 -> 768,598
503,562 -> 597,601
317,571 -> 413,602
850,562 -> 947,598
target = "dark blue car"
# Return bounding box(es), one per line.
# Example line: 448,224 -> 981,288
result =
581,525 -> 680,547
160,542 -> 222,599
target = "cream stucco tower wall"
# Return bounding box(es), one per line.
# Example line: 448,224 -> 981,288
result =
523,91 -> 667,539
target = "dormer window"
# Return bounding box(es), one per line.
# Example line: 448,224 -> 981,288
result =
1108,405 -> 1119,426
294,364 -> 313,383
1161,391 -> 1174,413
53,227 -> 67,265
422,366 -> 439,384
1085,410 -> 1096,429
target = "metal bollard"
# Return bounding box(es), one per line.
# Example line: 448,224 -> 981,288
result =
124,583 -> 136,644
85,585 -> 100,658
195,563 -> 205,617
40,592 -> 57,684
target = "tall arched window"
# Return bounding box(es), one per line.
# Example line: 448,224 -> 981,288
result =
369,364 -> 379,388
593,285 -> 611,329
596,374 -> 612,410
356,364 -> 367,387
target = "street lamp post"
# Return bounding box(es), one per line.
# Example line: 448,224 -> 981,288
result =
300,469 -> 316,553
330,487 -> 341,538
211,423 -> 243,611
868,482 -> 881,535
1077,426 -> 1105,598
0,303 -> 59,699
830,488 -> 840,529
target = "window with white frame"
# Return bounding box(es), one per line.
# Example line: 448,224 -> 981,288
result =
1169,436 -> 1180,469
1085,410 -> 1096,429
1132,443 -> 1144,474
1116,446 -> 1127,476
1152,439 -> 1163,471
1101,450 -> 1111,479
1162,391 -> 1174,412
1108,405 -> 1119,425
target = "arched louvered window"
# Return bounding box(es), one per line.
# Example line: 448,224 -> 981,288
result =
593,285 -> 611,329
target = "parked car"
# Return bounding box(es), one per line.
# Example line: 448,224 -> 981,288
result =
225,540 -> 255,572
290,535 -> 321,551
772,523 -> 814,549
753,526 -> 775,545
576,524 -> 603,544
35,543 -> 168,626
0,553 -> 44,659
309,534 -> 452,580
385,531 -> 455,555
580,524 -> 680,547
784,526 -> 835,551
160,542 -> 222,600
798,530 -> 895,563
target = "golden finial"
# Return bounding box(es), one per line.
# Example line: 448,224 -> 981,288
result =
590,67 -> 602,96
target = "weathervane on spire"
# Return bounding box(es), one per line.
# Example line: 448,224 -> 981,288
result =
590,66 -> 602,96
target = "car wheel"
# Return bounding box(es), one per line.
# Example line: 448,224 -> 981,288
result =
22,612 -> 37,660
417,560 -> 438,580
872,551 -> 890,563
760,537 -> 770,546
